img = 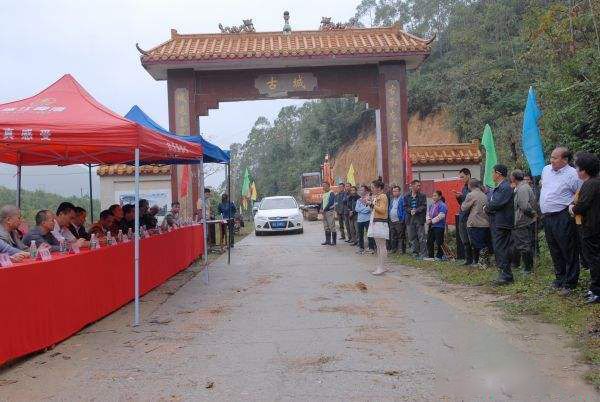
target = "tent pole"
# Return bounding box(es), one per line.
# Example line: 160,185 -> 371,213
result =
88,164 -> 94,222
134,149 -> 140,326
16,165 -> 22,208
227,163 -> 231,265
199,160 -> 209,283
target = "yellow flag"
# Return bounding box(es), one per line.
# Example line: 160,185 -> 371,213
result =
250,182 -> 258,201
242,197 -> 248,211
347,163 -> 356,186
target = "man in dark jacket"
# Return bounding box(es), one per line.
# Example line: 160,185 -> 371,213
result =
571,152 -> 600,304
485,164 -> 515,285
23,210 -> 62,252
346,186 -> 360,244
388,185 -> 406,253
404,179 -> 428,259
336,183 -> 348,240
454,168 -> 474,265
69,206 -> 90,240
218,194 -> 237,249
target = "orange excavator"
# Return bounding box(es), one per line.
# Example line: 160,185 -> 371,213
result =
300,154 -> 341,220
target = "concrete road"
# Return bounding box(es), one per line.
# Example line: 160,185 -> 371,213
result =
0,221 -> 597,401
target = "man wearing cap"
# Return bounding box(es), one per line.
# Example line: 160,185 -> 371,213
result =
485,164 -> 515,285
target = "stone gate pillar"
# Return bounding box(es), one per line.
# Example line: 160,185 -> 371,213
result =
378,62 -> 409,192
167,69 -> 199,219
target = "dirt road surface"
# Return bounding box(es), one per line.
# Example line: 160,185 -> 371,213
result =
0,221 -> 597,401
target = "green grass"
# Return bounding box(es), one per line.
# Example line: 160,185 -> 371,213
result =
392,237 -> 600,390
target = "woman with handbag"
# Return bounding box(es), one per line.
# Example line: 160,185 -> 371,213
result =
367,178 -> 389,275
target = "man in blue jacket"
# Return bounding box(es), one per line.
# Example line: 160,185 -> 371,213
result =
388,185 -> 406,253
218,194 -> 237,249
485,164 -> 515,285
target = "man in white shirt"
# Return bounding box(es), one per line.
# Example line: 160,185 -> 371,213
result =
53,202 -> 88,248
539,147 -> 582,294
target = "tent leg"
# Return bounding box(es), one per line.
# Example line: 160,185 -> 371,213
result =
88,164 -> 94,222
227,163 -> 231,265
199,161 -> 209,284
134,149 -> 140,326
16,165 -> 22,208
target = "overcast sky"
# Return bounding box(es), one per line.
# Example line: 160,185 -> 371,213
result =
0,0 -> 358,189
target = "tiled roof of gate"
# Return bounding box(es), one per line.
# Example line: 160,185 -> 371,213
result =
97,164 -> 171,176
410,141 -> 482,165
140,27 -> 431,64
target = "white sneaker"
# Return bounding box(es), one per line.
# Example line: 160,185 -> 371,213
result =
371,267 -> 386,275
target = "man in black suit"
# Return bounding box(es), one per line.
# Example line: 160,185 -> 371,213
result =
69,207 -> 90,240
485,164 -> 515,285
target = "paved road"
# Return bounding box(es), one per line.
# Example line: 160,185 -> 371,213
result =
0,221 -> 597,401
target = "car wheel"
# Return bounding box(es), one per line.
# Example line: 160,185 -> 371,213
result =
297,228 -> 304,235
255,230 -> 262,236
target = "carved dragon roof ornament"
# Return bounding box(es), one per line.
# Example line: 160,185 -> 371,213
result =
218,19 -> 256,34
320,16 -> 360,31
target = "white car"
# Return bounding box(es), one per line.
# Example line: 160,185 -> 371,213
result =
254,196 -> 304,236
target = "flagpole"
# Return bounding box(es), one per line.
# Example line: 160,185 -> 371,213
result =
227,162 -> 231,266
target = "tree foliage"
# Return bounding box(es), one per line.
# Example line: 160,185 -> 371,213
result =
228,99 -> 372,202
0,186 -> 100,225
227,1 -> 600,199
356,0 -> 600,167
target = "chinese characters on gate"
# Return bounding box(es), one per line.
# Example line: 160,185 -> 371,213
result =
255,73 -> 317,97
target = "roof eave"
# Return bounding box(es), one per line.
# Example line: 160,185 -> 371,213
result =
141,52 -> 430,81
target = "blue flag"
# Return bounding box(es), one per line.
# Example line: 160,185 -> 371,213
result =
522,87 -> 545,176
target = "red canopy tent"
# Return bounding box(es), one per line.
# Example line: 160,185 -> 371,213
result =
0,74 -> 201,165
0,74 -> 203,325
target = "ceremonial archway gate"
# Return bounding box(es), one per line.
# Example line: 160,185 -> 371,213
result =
138,16 -> 431,213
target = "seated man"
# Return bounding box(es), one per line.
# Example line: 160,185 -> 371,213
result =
53,202 -> 78,244
69,206 -> 90,240
108,204 -> 124,236
139,199 -> 157,229
0,240 -> 29,262
0,205 -> 27,251
89,210 -> 114,239
120,204 -> 135,234
23,210 -> 62,252
161,202 -> 181,230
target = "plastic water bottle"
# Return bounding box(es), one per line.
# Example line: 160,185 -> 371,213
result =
29,240 -> 38,259
90,234 -> 97,250
117,229 -> 123,243
106,232 -> 113,246
59,239 -> 67,254
127,227 -> 133,239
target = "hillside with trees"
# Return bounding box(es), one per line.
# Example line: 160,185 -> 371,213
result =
228,0 -> 599,201
0,186 -> 100,224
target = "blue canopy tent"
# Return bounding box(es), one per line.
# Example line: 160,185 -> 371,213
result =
123,105 -> 232,268
124,105 -> 230,164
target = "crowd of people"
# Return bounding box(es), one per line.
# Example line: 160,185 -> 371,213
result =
0,198 -> 187,262
319,146 -> 599,305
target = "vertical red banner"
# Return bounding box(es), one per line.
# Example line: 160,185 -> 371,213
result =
180,164 -> 190,198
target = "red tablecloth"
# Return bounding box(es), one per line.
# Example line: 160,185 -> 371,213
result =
0,225 -> 204,366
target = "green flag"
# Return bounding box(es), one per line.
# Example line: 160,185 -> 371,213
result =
241,168 -> 251,198
481,124 -> 498,188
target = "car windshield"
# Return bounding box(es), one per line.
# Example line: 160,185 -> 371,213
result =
259,198 -> 297,210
